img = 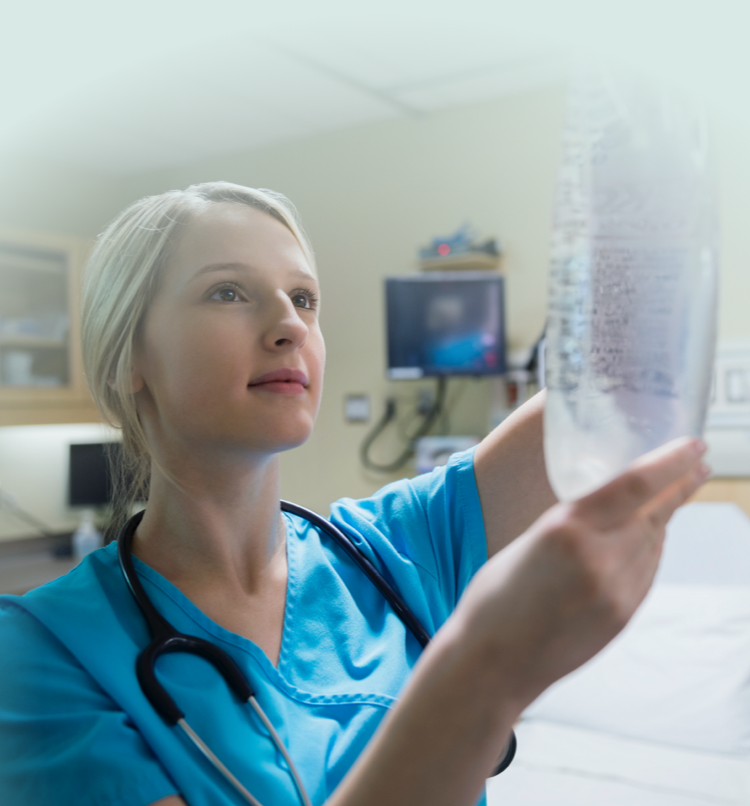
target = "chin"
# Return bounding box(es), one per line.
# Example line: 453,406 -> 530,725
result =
246,416 -> 317,455
258,432 -> 313,456
275,435 -> 312,454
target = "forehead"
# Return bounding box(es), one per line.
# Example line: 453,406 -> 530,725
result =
164,202 -> 315,286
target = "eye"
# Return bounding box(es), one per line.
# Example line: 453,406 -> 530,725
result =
290,288 -> 319,310
209,283 -> 243,303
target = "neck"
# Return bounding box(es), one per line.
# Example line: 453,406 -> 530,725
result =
132,450 -> 285,595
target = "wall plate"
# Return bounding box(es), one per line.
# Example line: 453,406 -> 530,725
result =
344,394 -> 370,423
707,338 -> 750,430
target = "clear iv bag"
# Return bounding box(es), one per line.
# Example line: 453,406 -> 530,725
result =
544,69 -> 719,501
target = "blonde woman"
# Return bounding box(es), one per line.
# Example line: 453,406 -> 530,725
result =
0,182 -> 707,806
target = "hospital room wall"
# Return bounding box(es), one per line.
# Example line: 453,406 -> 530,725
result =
713,111 -> 750,338
0,90 -> 566,534
116,88 -> 567,513
120,91 -> 750,514
1,86 -> 750,531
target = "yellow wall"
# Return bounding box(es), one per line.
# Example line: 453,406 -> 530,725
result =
715,111 -> 750,339
2,85 -> 749,523
116,88 -> 567,513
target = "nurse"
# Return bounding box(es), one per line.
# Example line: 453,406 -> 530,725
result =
0,182 -> 707,806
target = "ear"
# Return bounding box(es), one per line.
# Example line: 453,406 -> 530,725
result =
129,367 -> 145,394
125,335 -> 147,395
107,366 -> 145,394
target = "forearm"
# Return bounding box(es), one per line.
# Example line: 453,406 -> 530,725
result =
331,434 -> 707,806
474,390 -> 557,557
328,612 -> 517,806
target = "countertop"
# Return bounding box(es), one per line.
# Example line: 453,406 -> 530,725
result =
0,533 -> 81,595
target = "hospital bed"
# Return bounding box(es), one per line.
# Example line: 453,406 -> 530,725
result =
487,497 -> 750,805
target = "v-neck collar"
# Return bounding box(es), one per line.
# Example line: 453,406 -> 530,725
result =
115,517 -> 295,684
104,512 -> 398,708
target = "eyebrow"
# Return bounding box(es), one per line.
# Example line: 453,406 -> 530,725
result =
194,261 -> 317,283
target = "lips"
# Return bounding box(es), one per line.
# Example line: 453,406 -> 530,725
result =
248,368 -> 309,395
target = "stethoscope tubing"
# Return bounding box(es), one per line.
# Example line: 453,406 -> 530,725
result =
279,500 -> 432,648
117,501 -> 515,805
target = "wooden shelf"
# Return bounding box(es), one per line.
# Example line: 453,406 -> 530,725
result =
0,337 -> 67,348
0,250 -> 66,276
0,401 -> 100,427
417,253 -> 501,272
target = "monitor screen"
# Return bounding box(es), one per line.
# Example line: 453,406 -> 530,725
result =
385,271 -> 506,378
68,442 -> 122,507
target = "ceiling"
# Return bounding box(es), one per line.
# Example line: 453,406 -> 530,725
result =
1,0 -> 748,175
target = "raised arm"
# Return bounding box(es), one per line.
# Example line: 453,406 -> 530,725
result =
329,437 -> 707,806
474,390 -> 557,557
150,439 -> 706,806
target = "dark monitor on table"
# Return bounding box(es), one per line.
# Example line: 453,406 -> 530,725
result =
385,271 -> 507,378
67,442 -> 122,508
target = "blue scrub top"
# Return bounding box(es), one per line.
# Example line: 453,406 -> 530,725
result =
0,448 -> 488,806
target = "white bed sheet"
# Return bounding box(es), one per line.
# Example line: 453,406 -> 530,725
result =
487,504 -> 750,805
487,720 -> 750,806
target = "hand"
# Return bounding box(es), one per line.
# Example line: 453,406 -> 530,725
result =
327,437 -> 708,806
455,436 -> 709,714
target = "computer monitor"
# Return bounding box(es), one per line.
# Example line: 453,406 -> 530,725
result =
68,442 -> 122,507
385,271 -> 506,378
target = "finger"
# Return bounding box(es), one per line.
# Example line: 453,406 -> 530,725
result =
617,463 -> 708,591
605,461 -> 709,612
614,468 -> 705,615
639,460 -> 711,534
574,437 -> 707,530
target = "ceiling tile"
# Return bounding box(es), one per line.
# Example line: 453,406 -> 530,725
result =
4,38 -> 401,173
3,1 -> 749,174
391,53 -> 569,111
266,10 -> 559,92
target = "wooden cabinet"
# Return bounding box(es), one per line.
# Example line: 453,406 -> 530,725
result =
0,227 -> 100,426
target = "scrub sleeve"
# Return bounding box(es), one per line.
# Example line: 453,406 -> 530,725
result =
0,447 -> 489,806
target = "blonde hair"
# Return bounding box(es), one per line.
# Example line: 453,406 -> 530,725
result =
81,181 -> 315,534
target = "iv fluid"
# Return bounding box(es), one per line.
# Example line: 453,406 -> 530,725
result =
544,70 -> 718,501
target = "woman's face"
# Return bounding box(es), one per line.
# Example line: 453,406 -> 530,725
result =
132,202 -> 325,459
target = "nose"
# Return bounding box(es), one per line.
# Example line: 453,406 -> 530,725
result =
263,291 -> 309,351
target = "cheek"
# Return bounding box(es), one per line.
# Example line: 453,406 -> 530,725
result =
145,318 -> 248,405
309,333 -> 326,385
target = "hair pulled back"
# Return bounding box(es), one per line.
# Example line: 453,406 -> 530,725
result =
81,181 -> 315,535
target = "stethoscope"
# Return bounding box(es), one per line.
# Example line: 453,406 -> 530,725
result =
118,502 -> 516,806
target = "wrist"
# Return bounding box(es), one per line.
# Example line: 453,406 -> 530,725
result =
428,607 -> 526,735
444,566 -> 545,718
329,606 -> 520,806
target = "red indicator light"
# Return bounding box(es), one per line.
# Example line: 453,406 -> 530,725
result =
437,243 -> 451,256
